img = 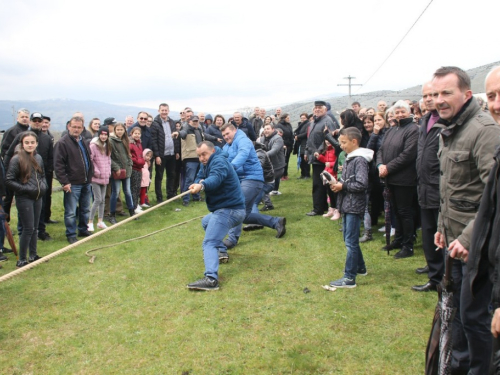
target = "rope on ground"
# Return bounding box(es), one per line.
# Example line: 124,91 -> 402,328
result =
0,190 -> 193,283
85,216 -> 203,263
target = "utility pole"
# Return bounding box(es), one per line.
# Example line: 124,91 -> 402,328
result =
337,76 -> 362,105
12,105 -> 16,125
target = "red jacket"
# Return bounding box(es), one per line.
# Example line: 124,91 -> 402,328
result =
130,139 -> 145,171
316,145 -> 337,177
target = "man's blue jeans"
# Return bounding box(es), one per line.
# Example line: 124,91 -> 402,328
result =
182,161 -> 200,203
251,182 -> 274,213
202,208 -> 245,279
63,183 -> 91,238
343,213 -> 365,280
110,178 -> 134,213
227,179 -> 279,245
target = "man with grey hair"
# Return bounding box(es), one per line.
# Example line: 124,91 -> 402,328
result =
231,112 -> 256,141
1,108 -> 31,219
433,66 -> 500,374
125,115 -> 134,129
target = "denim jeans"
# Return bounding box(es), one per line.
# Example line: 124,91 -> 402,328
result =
251,182 -> 274,213
63,183 -> 91,238
181,161 -> 200,203
343,213 -> 365,280
202,208 -> 246,279
110,178 -> 134,213
16,196 -> 42,260
227,179 -> 279,245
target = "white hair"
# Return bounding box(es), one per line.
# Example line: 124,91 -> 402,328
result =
393,100 -> 411,113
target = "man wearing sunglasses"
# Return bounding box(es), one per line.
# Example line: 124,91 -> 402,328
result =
128,111 -> 152,151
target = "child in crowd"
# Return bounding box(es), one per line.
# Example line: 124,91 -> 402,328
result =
328,127 -> 373,289
314,139 -> 339,220
129,127 -> 145,213
88,126 -> 111,231
140,149 -> 153,208
6,132 -> 48,268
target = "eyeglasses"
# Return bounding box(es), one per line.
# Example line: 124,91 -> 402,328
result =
32,119 -> 42,123
139,117 -> 148,120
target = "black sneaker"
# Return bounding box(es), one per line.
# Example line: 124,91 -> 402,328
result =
78,230 -> 92,237
16,259 -> 29,268
29,255 -> 42,262
394,246 -> 414,259
0,253 -> 8,262
2,247 -> 13,253
187,276 -> 219,291
223,239 -> 236,249
67,237 -> 78,244
182,201 -> 189,207
275,217 -> 286,238
218,251 -> 229,264
38,232 -> 53,241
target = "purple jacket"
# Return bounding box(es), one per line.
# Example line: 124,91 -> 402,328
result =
89,139 -> 111,185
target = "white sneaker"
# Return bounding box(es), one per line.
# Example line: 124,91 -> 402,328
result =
378,226 -> 386,233
271,191 -> 282,196
87,223 -> 94,232
140,203 -> 150,208
383,228 -> 396,237
97,222 -> 108,230
134,207 -> 142,214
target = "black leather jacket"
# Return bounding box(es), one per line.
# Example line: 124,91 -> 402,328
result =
6,154 -> 48,200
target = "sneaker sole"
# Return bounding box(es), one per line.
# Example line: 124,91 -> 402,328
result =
330,284 -> 357,289
219,258 -> 229,264
357,271 -> 368,276
187,285 -> 220,291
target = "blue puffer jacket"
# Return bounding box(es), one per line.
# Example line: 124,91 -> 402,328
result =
195,147 -> 245,212
223,129 -> 264,182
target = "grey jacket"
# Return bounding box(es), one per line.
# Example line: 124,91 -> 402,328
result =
260,132 -> 286,172
337,148 -> 373,215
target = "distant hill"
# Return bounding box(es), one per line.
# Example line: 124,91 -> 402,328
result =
1,61 -> 497,131
0,99 -> 180,131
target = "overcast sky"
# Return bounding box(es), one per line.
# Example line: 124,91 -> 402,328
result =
0,0 -> 498,113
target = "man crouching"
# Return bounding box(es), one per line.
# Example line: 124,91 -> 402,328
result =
187,141 -> 246,291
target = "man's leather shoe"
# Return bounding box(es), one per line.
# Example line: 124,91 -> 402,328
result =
45,219 -> 59,224
67,237 -> 78,244
415,265 -> 429,275
412,281 -> 437,292
78,230 -> 92,237
306,211 -> 320,216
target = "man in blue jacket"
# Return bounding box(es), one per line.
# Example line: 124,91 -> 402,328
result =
220,124 -> 286,250
187,141 -> 246,291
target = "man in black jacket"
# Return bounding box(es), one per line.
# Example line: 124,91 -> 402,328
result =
1,108 -> 31,219
54,116 -> 93,244
412,82 -> 444,292
150,103 -> 180,202
128,111 -> 152,151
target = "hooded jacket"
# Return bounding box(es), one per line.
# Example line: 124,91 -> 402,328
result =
109,133 -> 133,178
337,147 -> 373,215
89,138 -> 111,185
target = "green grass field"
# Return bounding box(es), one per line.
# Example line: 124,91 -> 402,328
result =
0,160 -> 437,374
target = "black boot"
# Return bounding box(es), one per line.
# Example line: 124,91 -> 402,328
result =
129,209 -> 138,220
108,213 -> 117,225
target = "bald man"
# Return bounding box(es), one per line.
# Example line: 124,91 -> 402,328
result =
486,66 -> 500,124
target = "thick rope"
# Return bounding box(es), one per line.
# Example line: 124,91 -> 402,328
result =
0,190 -> 192,283
85,216 -> 202,263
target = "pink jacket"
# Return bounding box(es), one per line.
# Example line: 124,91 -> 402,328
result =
141,148 -> 152,187
90,139 -> 112,185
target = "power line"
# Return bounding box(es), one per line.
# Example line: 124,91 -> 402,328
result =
355,0 -> 435,93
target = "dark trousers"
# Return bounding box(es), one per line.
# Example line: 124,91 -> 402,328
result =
16,196 -> 42,261
299,154 -> 311,178
283,147 -> 292,177
369,183 -> 383,226
155,155 -> 177,201
388,184 -> 415,248
451,259 -> 492,374
44,171 -> 53,221
312,164 -> 327,214
420,207 -> 444,284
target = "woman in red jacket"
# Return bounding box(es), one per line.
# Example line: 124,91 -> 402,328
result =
129,127 -> 145,213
